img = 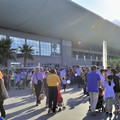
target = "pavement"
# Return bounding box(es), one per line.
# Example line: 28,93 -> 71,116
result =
3,85 -> 120,120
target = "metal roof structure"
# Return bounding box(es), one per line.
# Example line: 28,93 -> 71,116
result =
0,0 -> 120,53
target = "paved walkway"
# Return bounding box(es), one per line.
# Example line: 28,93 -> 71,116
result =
3,86 -> 120,120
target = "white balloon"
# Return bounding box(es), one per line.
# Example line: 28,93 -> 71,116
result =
67,80 -> 71,84
75,73 -> 77,77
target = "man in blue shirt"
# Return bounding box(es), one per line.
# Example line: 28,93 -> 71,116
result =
87,65 -> 103,116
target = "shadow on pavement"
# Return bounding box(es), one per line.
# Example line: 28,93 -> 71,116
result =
36,113 -> 56,120
67,94 -> 89,110
7,106 -> 47,120
83,111 -> 120,120
5,96 -> 36,109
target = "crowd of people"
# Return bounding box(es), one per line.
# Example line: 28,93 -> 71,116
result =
0,65 -> 120,119
87,65 -> 120,116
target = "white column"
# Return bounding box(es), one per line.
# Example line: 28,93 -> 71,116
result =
103,41 -> 107,69
76,55 -> 78,60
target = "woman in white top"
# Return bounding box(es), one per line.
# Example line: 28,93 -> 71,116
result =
103,75 -> 115,117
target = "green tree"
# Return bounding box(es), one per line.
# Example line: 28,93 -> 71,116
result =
17,44 -> 34,67
107,57 -> 120,71
0,38 -> 16,67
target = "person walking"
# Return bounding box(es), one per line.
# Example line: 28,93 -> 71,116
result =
110,68 -> 120,113
62,77 -> 67,92
43,71 -> 49,107
75,66 -> 82,87
32,67 -> 43,106
103,75 -> 115,117
87,65 -> 103,116
0,71 -> 9,119
47,69 -> 61,113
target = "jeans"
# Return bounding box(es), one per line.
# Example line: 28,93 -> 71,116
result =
89,92 -> 98,112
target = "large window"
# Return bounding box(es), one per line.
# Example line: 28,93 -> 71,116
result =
40,42 -> 51,56
51,43 -> 61,56
0,35 -> 6,40
10,37 -> 25,53
27,39 -> 39,55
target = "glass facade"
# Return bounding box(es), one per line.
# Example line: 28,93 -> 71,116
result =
72,51 -> 102,61
51,43 -> 61,56
10,36 -> 25,53
0,32 -> 106,67
40,42 -> 51,56
27,39 -> 39,55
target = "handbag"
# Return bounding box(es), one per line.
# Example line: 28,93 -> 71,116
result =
39,93 -> 44,101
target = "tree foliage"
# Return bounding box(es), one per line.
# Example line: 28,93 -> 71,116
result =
17,44 -> 34,67
107,57 -> 120,72
0,38 -> 16,67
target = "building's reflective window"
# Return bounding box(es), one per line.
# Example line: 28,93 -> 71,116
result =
0,35 -> 6,40
40,42 -> 51,56
27,39 -> 39,55
10,37 -> 25,53
51,43 -> 61,56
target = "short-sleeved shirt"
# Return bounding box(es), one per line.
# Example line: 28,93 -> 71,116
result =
47,74 -> 60,87
103,81 -> 115,99
87,71 -> 100,92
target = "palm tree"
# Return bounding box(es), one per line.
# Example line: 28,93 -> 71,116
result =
17,44 -> 34,67
0,38 -> 16,67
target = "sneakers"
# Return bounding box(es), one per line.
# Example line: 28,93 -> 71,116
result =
48,108 -> 52,114
36,103 -> 38,106
105,112 -> 112,117
106,112 -> 109,115
109,113 -> 112,117
48,108 -> 56,114
52,109 -> 56,113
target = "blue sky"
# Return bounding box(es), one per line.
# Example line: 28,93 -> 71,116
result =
72,0 -> 120,21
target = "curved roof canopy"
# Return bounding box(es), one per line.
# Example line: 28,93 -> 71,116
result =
0,0 -> 120,53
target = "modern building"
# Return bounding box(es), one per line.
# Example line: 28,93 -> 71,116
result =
0,0 -> 120,68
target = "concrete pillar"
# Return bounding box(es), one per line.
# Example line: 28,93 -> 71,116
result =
103,41 -> 107,69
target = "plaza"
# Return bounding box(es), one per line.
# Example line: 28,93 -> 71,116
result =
3,86 -> 120,120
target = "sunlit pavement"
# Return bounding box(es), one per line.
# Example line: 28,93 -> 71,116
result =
4,86 -> 120,120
